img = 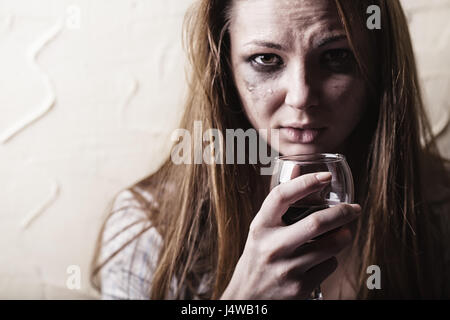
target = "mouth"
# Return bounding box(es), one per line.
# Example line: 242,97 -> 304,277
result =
279,125 -> 326,144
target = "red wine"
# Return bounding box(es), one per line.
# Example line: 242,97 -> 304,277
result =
282,204 -> 331,225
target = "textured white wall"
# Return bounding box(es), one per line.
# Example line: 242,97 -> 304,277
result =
0,0 -> 192,299
402,0 -> 450,158
0,0 -> 448,299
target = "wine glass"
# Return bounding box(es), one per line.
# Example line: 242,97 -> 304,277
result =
269,153 -> 354,300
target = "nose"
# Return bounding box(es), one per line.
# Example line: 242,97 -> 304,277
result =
284,62 -> 319,110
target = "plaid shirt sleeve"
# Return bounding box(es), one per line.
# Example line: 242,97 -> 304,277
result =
99,189 -> 213,299
99,189 -> 166,300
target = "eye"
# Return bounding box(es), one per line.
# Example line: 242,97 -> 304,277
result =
321,49 -> 355,73
250,54 -> 283,69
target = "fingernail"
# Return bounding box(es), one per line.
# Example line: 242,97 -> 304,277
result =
316,172 -> 332,183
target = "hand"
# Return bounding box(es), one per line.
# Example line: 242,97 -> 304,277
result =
220,172 -> 361,300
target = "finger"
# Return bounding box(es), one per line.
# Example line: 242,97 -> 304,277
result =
280,203 -> 361,250
257,172 -> 332,227
289,226 -> 352,274
292,184 -> 331,208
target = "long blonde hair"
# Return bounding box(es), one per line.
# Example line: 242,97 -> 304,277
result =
92,0 -> 450,299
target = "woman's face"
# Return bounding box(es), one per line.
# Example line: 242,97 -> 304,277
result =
229,0 -> 367,156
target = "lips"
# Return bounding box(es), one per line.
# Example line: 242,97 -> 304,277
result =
280,126 -> 326,144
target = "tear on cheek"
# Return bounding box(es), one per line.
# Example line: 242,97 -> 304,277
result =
241,76 -> 278,109
244,81 -> 275,97
244,79 -> 256,93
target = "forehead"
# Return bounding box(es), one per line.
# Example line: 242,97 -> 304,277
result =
229,0 -> 344,48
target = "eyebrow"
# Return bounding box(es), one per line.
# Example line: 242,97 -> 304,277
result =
315,34 -> 348,47
244,34 -> 348,52
244,40 -> 286,51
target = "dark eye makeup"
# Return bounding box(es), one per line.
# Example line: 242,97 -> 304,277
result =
248,54 -> 284,72
320,48 -> 356,73
247,48 -> 356,74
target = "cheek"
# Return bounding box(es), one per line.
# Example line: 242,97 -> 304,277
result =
323,76 -> 366,125
235,71 -> 282,129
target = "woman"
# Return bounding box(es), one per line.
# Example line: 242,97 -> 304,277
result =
91,0 -> 450,299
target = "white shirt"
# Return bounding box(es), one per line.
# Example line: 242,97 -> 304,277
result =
99,189 -> 182,299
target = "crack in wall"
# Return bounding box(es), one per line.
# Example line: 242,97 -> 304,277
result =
118,72 -> 139,128
0,18 -> 63,144
20,179 -> 60,230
